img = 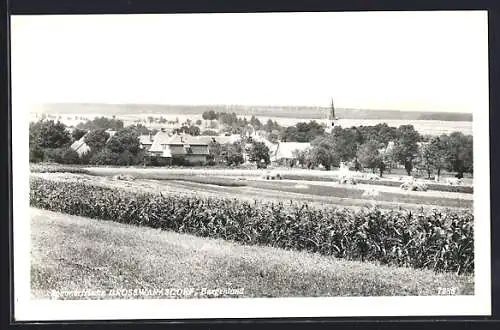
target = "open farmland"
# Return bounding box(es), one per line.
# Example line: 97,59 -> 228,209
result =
29,165 -> 475,300
31,172 -> 474,274
31,208 -> 474,299
31,170 -> 472,212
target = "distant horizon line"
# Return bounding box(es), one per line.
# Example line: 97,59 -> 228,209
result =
33,102 -> 474,114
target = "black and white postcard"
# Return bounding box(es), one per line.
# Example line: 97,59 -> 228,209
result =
11,11 -> 491,320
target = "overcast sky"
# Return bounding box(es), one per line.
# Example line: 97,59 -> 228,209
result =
11,11 -> 488,112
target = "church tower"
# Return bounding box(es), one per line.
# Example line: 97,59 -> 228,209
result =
325,97 -> 339,133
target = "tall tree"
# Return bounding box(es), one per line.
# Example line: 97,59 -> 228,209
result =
420,136 -> 449,180
132,124 -> 150,135
330,127 -> 358,162
281,121 -> 324,142
207,141 -> 222,165
292,148 -> 313,168
250,115 -> 262,129
393,125 -> 421,176
248,141 -> 270,164
71,128 -> 87,141
106,127 -> 141,155
357,141 -> 382,173
221,142 -> 244,166
84,129 -> 110,152
30,120 -> 71,149
310,136 -> 339,170
446,132 -> 473,177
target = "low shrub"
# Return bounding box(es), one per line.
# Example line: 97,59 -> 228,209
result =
43,148 -> 81,165
30,177 -> 474,274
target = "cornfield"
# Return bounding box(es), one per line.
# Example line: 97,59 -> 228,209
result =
30,176 -> 474,274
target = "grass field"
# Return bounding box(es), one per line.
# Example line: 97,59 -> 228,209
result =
31,208 -> 474,299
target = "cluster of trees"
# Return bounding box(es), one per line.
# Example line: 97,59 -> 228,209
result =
207,140 -> 270,167
292,124 -> 396,173
173,125 -> 201,136
201,110 -> 281,136
417,132 -> 473,179
29,120 -> 80,164
146,116 -> 179,124
292,125 -> 473,178
88,126 -> 144,166
280,121 -> 325,142
76,116 -> 124,131
30,119 -> 146,166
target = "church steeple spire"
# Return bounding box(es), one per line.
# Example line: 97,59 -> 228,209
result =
330,97 -> 335,120
325,97 -> 339,133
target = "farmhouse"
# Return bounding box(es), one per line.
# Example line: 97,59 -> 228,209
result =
148,131 -> 210,165
70,129 -> 117,156
272,142 -> 311,165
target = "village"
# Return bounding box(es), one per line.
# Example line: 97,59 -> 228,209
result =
29,99 -> 473,192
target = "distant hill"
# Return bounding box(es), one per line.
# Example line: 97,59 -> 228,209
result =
35,103 -> 473,122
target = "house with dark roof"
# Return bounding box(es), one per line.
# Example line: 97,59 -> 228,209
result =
148,132 -> 210,165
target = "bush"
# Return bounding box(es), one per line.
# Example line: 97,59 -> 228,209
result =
90,149 -> 120,165
60,148 -> 80,165
145,156 -> 171,167
29,145 -> 45,163
30,177 -> 474,274
43,148 -> 66,163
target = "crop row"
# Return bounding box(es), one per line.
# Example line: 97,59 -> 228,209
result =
30,176 -> 474,274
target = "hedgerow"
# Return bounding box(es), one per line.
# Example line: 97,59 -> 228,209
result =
30,177 -> 474,274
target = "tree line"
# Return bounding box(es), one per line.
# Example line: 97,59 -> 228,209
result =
30,118 -> 146,166
30,115 -> 473,177
291,124 -> 472,178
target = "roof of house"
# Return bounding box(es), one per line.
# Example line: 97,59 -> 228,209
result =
70,135 -> 91,154
213,134 -> 242,145
149,132 -> 211,155
139,134 -> 154,145
149,131 -> 172,153
167,134 -> 209,146
274,142 -> 311,160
